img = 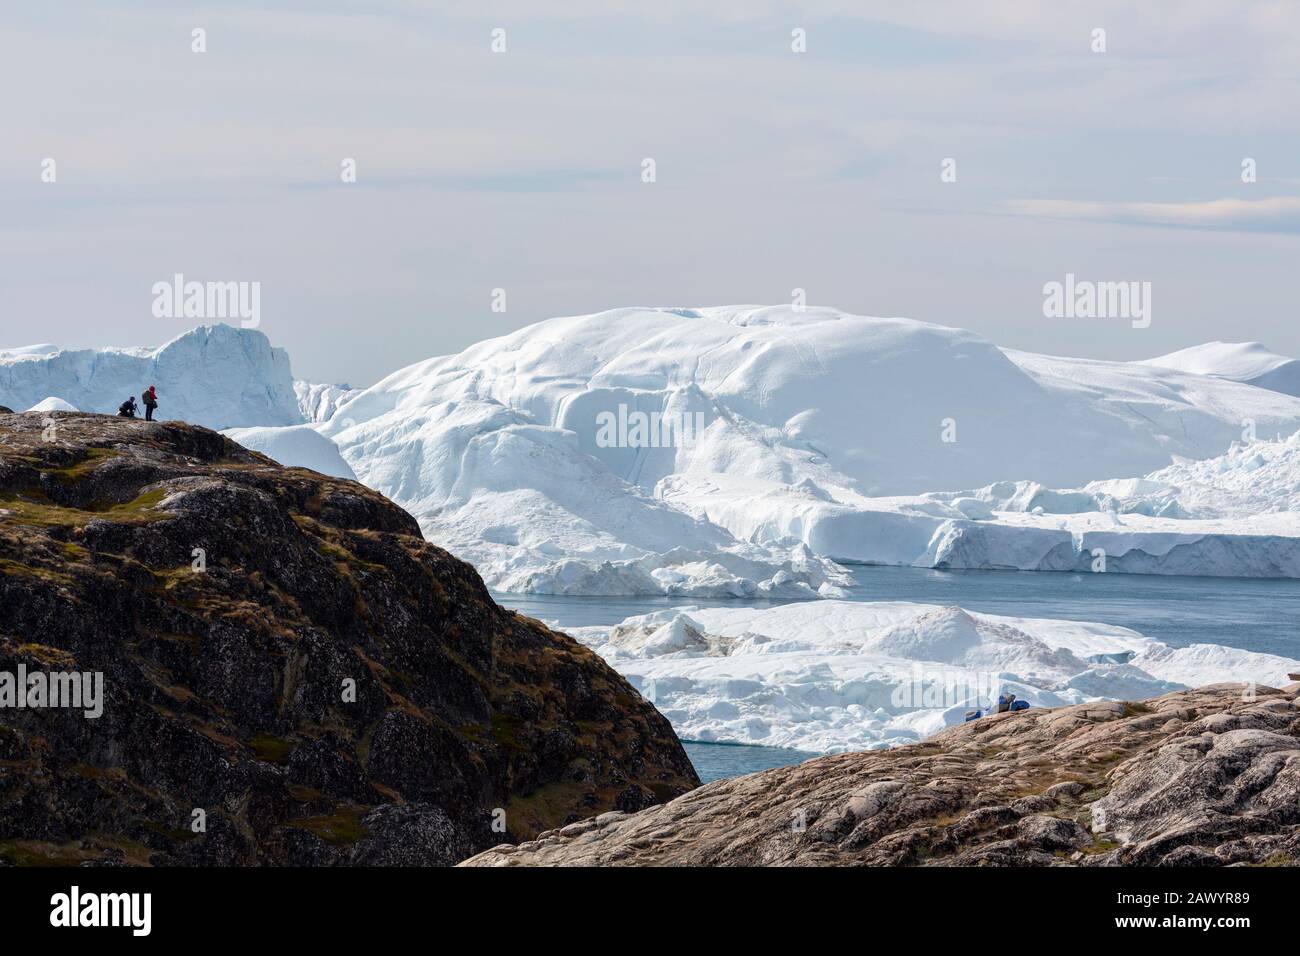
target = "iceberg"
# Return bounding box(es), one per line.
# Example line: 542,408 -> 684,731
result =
668,432 -> 1300,579
0,324 -> 303,430
318,306 -> 1300,591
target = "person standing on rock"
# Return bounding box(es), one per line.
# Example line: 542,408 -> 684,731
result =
142,385 -> 158,422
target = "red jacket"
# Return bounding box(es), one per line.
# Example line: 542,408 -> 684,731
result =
143,387 -> 157,406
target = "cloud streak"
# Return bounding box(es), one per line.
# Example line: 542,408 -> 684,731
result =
1001,197 -> 1300,234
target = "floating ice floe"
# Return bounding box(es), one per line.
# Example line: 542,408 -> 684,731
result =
567,601 -> 1300,753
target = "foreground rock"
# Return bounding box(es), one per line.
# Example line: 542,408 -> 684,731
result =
0,412 -> 697,866
462,684 -> 1300,866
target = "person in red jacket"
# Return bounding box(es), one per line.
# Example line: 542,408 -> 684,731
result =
142,385 -> 158,422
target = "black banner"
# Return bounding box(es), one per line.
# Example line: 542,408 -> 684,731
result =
0,864 -> 1277,941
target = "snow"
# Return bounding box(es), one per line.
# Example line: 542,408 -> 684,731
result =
318,306 -> 1300,592
221,425 -> 357,480
1003,346 -> 1300,456
1110,432 -> 1300,517
26,396 -> 78,412
1141,341 -> 1300,398
0,344 -> 59,358
0,324 -> 303,430
568,601 -> 1300,753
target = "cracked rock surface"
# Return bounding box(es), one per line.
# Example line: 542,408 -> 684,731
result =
463,684 -> 1300,866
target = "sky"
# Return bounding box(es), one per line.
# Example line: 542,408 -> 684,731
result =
4,1 -> 1300,387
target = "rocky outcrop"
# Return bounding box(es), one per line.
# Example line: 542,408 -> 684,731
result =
0,412 -> 697,866
462,684 -> 1300,866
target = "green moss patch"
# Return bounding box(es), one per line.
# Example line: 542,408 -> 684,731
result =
286,807 -> 370,846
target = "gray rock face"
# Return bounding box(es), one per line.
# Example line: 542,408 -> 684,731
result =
347,804 -> 472,866
462,684 -> 1300,867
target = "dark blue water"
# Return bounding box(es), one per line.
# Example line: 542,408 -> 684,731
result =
683,742 -> 816,783
494,565 -> 1300,780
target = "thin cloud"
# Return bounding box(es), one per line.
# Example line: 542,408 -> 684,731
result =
1001,197 -> 1300,234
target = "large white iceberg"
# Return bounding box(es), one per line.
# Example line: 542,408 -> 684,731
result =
0,325 -> 303,429
320,306 -> 1300,590
696,429 -> 1300,578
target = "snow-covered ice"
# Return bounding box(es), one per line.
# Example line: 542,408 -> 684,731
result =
667,432 -> 1300,578
1,344 -> 60,359
26,396 -> 79,412
1141,341 -> 1300,398
294,381 -> 362,423
321,306 -> 1300,590
568,601 -> 1300,753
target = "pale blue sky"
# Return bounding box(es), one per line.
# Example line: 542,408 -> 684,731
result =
4,1 -> 1300,385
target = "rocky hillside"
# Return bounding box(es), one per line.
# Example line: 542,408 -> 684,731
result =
0,412 -> 697,866
463,684 -> 1300,866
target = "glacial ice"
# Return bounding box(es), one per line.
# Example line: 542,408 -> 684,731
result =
0,325 -> 303,430
294,381 -> 362,423
314,306 -> 1300,589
